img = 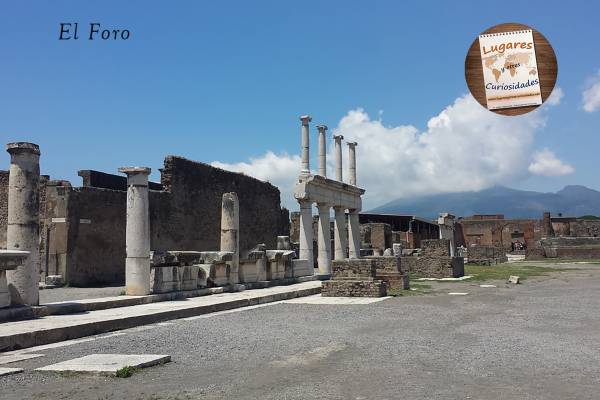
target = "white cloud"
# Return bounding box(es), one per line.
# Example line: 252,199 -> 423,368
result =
213,93 -> 569,210
583,70 -> 600,112
528,148 -> 574,176
546,86 -> 564,106
211,151 -> 301,210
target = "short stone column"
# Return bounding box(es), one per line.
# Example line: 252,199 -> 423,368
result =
333,206 -> 347,260
6,142 -> 41,306
317,203 -> 332,275
220,192 -> 240,284
317,125 -> 328,177
333,135 -> 344,181
300,115 -> 312,174
119,167 -> 151,296
347,141 -> 357,186
348,209 -> 361,259
298,200 -> 314,271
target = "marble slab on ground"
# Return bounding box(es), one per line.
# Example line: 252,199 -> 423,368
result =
283,294 -> 390,305
36,354 -> 171,375
0,367 -> 23,377
416,275 -> 473,281
0,353 -> 44,365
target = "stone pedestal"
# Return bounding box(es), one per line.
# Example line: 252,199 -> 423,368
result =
317,203 -> 332,276
6,142 -> 40,306
220,192 -> 239,284
119,167 -> 151,296
0,250 -> 30,308
333,207 -> 347,260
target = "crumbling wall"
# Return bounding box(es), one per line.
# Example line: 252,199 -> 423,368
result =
153,156 -> 288,254
467,245 -> 508,265
569,220 -> 600,237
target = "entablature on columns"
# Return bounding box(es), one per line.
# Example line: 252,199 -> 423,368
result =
294,173 -> 364,211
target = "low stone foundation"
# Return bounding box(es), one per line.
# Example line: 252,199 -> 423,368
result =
467,245 -> 508,265
526,237 -> 600,260
322,280 -> 386,297
401,239 -> 465,278
321,258 -> 400,297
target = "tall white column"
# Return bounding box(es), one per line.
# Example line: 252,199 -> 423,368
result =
317,203 -> 332,275
6,142 -> 40,306
333,206 -> 347,260
298,200 -> 314,269
334,135 -> 344,181
348,209 -> 360,259
317,125 -> 327,177
347,141 -> 357,186
300,115 -> 312,174
221,192 -> 239,283
119,166 -> 151,296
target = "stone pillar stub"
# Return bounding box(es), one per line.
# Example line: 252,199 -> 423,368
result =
298,200 -> 314,271
317,203 -> 332,275
119,166 -> 151,296
220,192 -> 240,284
334,135 -> 344,182
317,125 -> 328,177
347,141 -> 357,186
6,142 -> 41,306
348,209 -> 361,259
333,206 -> 347,260
300,115 -> 312,174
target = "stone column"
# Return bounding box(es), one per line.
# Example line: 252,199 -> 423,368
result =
347,141 -> 357,186
317,125 -> 327,177
119,167 -> 151,296
298,200 -> 314,270
300,115 -> 312,174
333,206 -> 347,260
348,209 -> 361,259
316,203 -> 332,275
220,192 -> 240,283
334,135 -> 344,181
6,142 -> 40,306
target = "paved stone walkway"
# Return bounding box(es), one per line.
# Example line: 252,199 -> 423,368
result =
0,281 -> 321,351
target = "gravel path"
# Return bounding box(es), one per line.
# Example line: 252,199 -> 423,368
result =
2,264 -> 599,399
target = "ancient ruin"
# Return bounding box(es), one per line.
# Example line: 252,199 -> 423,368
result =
294,116 -> 365,277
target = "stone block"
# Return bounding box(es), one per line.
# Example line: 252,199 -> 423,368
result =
239,251 -> 266,283
322,280 -> 387,297
331,259 -> 377,280
45,275 -> 64,286
36,354 -> 171,375
421,239 -> 451,257
367,256 -> 407,290
292,259 -> 313,278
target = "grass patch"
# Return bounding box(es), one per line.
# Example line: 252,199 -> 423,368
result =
464,264 -> 564,282
115,365 -> 137,378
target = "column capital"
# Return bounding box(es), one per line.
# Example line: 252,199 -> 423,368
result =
6,142 -> 40,156
347,141 -> 357,147
300,115 -> 312,125
298,199 -> 313,207
119,167 -> 151,186
333,134 -> 344,141
316,202 -> 332,210
316,125 -> 328,133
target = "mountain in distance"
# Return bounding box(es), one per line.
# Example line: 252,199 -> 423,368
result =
370,185 -> 600,220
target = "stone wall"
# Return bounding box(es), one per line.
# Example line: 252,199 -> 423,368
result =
153,156 -> 289,253
401,256 -> 464,278
34,155 -> 290,287
466,245 -> 508,265
569,220 -> 600,238
78,169 -> 163,191
421,239 -> 451,257
527,237 -> 600,260
0,171 -> 8,249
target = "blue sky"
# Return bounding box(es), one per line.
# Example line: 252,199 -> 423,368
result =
1,1 -> 599,208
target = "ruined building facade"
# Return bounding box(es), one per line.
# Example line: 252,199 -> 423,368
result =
0,156 -> 290,287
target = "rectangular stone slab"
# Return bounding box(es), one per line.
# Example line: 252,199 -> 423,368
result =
36,354 -> 171,375
0,367 -> 23,377
0,353 -> 44,365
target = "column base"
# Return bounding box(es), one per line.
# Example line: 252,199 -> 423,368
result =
126,257 -> 151,295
